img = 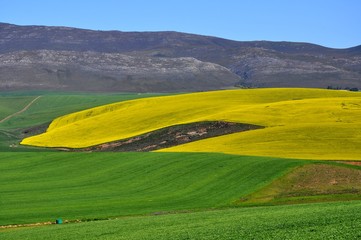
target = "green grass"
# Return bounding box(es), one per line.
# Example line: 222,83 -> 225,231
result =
2,201 -> 361,239
0,96 -> 36,120
0,152 -> 303,226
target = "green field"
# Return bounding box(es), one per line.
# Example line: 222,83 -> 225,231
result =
0,151 -> 303,225
0,96 -> 36,120
2,201 -> 361,240
1,90 -> 361,239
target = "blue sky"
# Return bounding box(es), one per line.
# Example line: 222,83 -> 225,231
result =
1,0 -> 360,48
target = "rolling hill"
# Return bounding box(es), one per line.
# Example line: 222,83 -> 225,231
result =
1,90 -> 361,240
1,22 -> 361,92
21,88 -> 361,160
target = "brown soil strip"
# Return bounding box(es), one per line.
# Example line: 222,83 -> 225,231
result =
0,219 -> 80,229
72,121 -> 263,152
0,221 -> 54,229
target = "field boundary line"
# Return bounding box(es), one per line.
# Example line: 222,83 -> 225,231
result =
0,96 -> 42,124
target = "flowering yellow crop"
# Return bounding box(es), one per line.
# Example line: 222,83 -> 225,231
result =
21,88 -> 361,160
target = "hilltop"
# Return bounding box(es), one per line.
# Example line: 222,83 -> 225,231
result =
21,88 -> 361,160
1,22 -> 361,92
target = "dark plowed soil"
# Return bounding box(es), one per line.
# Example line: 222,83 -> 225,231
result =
77,121 -> 263,152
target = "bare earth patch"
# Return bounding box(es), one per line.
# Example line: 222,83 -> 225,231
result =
69,121 -> 263,152
238,163 -> 361,205
337,161 -> 361,166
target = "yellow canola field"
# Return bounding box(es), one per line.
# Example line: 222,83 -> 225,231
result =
21,88 -> 361,160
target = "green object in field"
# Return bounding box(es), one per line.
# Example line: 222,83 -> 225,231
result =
56,218 -> 63,224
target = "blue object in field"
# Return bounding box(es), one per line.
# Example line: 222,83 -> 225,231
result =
56,218 -> 63,224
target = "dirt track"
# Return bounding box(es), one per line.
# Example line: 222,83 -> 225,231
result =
0,96 -> 41,124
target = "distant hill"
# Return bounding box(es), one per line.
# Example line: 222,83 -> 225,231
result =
1,22 -> 360,92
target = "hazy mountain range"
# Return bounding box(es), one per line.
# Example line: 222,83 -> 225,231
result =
1,22 -> 360,92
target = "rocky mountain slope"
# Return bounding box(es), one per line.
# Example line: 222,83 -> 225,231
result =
1,22 -> 360,92
0,50 -> 238,92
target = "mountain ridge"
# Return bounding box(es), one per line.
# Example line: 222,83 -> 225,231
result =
1,22 -> 360,92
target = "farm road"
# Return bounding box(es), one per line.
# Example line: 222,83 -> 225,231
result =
0,96 -> 42,124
